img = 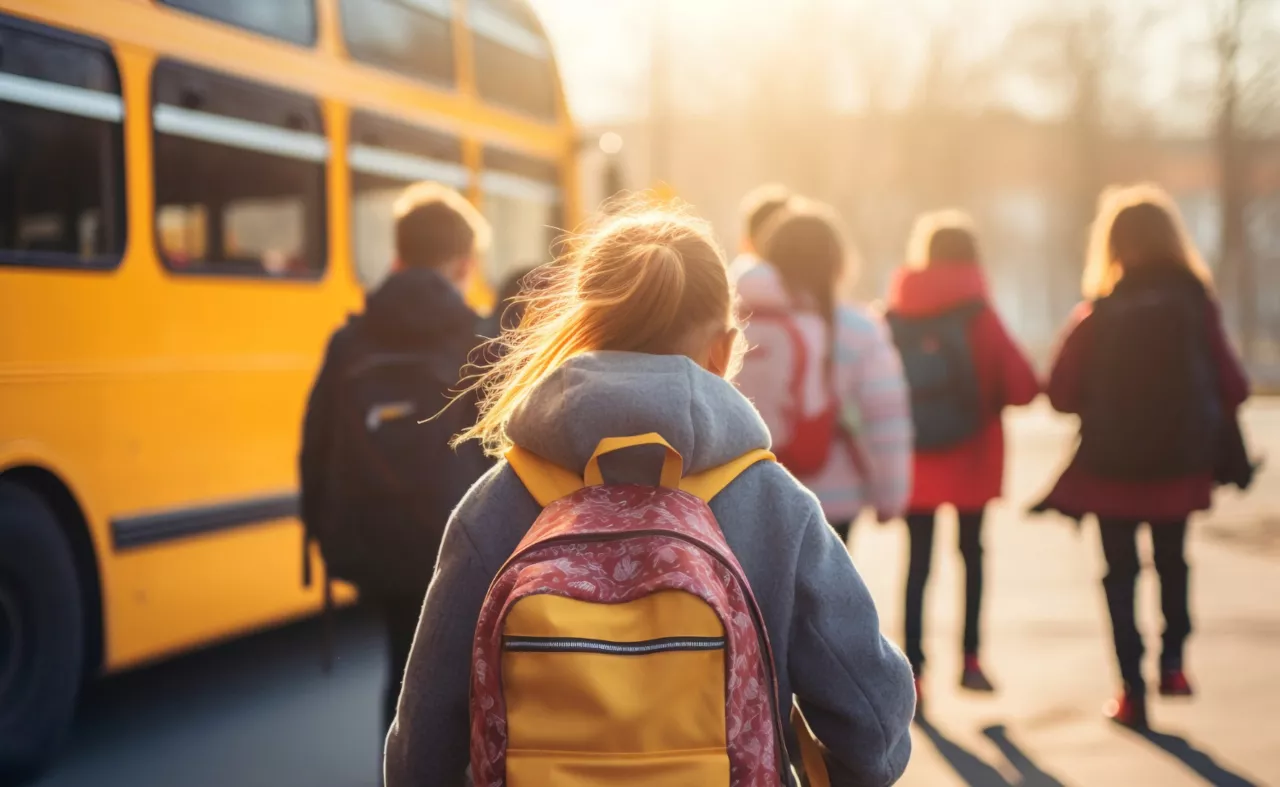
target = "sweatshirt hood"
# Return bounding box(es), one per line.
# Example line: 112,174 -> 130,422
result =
363,267 -> 478,347
506,351 -> 771,476
887,263 -> 989,317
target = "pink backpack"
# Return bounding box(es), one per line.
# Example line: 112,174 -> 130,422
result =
738,309 -> 840,477
469,434 -> 829,786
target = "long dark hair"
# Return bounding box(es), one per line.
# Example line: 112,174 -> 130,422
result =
757,200 -> 847,330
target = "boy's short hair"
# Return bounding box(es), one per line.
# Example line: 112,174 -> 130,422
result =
739,184 -> 792,248
394,182 -> 491,270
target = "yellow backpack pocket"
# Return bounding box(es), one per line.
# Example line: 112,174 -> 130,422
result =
502,591 -> 729,786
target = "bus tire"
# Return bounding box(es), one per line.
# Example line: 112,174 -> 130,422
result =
0,480 -> 84,785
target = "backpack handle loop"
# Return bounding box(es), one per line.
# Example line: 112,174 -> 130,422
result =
583,433 -> 683,489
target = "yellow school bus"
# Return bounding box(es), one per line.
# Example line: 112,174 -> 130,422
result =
0,0 -> 577,773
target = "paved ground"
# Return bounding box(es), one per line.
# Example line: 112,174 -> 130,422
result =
853,400 -> 1280,787
33,402 -> 1280,787
36,611 -> 387,787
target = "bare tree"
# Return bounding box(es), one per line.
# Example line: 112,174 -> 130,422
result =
1215,0 -> 1252,355
1001,2 -> 1162,316
739,0 -> 835,195
899,19 -> 977,209
839,0 -> 1007,277
1209,0 -> 1280,360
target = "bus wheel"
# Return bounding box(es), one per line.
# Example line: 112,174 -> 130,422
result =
0,481 -> 84,784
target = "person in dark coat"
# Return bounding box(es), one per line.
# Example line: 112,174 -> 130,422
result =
299,182 -> 492,734
885,212 -> 1040,703
1036,184 -> 1250,730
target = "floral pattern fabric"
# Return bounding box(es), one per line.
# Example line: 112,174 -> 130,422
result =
470,484 -> 786,786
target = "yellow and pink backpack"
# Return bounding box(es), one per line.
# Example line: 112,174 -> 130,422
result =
469,434 -> 829,786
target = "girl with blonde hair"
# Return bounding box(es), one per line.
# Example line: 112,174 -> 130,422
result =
1036,184 -> 1250,729
384,203 -> 915,785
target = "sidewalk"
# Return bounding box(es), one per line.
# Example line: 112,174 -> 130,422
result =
848,402 -> 1280,786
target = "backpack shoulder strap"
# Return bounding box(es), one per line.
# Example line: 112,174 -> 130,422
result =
680,449 -> 776,503
505,444 -> 776,507
506,445 -> 585,507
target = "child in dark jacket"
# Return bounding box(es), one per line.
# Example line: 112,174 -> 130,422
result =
1036,184 -> 1250,729
885,211 -> 1040,701
300,183 -> 492,733
384,205 -> 916,786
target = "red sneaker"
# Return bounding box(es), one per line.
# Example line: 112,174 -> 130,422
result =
960,655 -> 996,693
1160,669 -> 1195,698
1104,690 -> 1149,729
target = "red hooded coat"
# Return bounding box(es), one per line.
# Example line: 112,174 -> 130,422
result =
887,263 -> 1041,513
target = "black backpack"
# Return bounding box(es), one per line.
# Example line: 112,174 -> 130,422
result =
313,321 -> 485,597
1078,271 -> 1222,480
888,302 -> 985,451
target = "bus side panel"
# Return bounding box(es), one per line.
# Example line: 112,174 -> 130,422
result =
0,41 -> 358,671
98,47 -> 360,670
0,0 -> 576,672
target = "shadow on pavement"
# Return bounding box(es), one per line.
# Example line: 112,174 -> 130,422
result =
1138,729 -> 1259,787
916,718 -> 1067,787
74,606 -> 379,727
38,607 -> 385,787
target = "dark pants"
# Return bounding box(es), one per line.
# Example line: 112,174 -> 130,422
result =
380,594 -> 424,731
1098,519 -> 1191,694
904,509 -> 985,674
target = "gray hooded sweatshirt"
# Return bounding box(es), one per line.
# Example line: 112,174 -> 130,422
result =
385,352 -> 915,787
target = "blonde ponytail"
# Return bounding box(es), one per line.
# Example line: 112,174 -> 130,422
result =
455,204 -> 735,457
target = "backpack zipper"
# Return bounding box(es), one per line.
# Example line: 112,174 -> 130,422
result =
504,635 -> 725,656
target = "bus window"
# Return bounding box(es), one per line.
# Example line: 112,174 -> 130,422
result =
347,110 -> 467,290
470,0 -> 557,120
340,0 -> 455,87
160,0 -> 316,46
152,61 -> 327,278
480,146 -> 561,286
0,17 -> 125,268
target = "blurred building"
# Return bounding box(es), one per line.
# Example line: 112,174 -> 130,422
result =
580,114 -> 1280,368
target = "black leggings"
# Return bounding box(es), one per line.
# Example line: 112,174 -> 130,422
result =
904,509 -> 985,674
1098,519 -> 1191,694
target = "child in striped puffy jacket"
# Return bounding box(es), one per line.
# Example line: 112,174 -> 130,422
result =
734,198 -> 913,542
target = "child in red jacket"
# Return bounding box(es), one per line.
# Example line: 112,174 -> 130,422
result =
1036,185 -> 1249,729
886,211 -> 1039,702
